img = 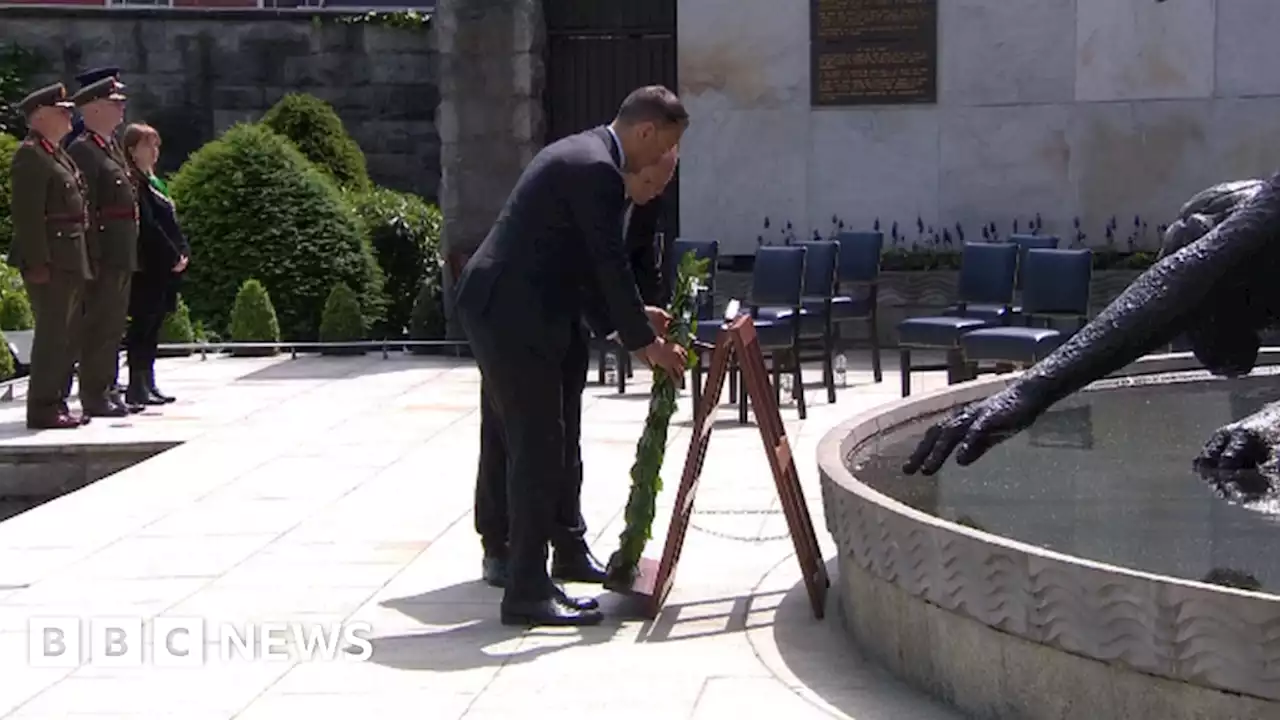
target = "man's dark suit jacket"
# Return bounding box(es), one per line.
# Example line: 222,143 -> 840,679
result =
454,126 -> 655,356
581,195 -> 669,339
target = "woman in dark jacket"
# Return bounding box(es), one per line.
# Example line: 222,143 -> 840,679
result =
121,123 -> 189,405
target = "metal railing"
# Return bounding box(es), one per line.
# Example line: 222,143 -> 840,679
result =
160,339 -> 470,361
0,339 -> 472,403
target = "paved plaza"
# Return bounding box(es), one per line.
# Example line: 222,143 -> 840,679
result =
0,349 -> 961,719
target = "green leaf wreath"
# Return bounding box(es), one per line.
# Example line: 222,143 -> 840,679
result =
606,250 -> 711,587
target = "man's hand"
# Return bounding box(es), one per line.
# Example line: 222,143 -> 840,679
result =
644,306 -> 671,336
639,337 -> 687,381
23,264 -> 50,285
173,255 -> 189,273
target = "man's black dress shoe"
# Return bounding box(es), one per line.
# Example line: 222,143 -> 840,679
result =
481,556 -> 598,611
501,598 -> 604,627
551,548 -> 608,584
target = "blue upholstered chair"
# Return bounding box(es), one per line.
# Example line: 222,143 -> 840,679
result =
896,242 -> 1020,396
830,231 -> 884,383
959,248 -> 1093,370
756,240 -> 840,403
692,245 -> 809,420
1009,234 -> 1061,293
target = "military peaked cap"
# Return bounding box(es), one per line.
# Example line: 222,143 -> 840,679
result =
71,77 -> 127,106
18,83 -> 75,116
74,66 -> 121,88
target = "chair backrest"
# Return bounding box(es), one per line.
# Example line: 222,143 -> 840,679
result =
834,231 -> 883,284
1010,234 -> 1060,290
751,245 -> 807,307
1020,248 -> 1093,317
795,240 -> 839,298
957,242 -> 1020,306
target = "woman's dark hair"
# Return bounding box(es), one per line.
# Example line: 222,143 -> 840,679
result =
121,122 -> 161,177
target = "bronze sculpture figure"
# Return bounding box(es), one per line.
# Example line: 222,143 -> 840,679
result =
904,174 -> 1280,476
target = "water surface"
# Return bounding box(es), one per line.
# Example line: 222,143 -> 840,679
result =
849,369 -> 1280,595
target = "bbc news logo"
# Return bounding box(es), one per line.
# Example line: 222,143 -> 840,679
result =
28,617 -> 374,667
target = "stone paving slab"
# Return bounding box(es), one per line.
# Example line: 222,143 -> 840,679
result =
0,349 -> 962,719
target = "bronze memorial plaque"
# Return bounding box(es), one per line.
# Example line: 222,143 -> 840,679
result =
811,0 -> 938,106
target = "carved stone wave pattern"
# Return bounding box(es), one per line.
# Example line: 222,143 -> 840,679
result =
821,473 -> 1280,701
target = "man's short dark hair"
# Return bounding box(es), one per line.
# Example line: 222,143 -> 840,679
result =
615,85 -> 688,128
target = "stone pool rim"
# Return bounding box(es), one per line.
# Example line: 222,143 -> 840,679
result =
818,351 -> 1280,711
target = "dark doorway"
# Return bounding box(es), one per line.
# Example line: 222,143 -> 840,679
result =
543,0 -> 679,237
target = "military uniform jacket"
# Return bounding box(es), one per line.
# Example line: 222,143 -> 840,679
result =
7,133 -> 93,279
68,131 -> 139,272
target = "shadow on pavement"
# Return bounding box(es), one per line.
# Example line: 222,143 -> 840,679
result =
365,580 -> 624,672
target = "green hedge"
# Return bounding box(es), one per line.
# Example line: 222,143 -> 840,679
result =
261,93 -> 370,192
170,123 -> 384,341
0,133 -> 18,256
346,187 -> 442,338
0,333 -> 13,381
0,289 -> 32,331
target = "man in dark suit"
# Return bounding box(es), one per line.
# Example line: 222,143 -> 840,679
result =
455,85 -> 689,627
474,148 -> 680,595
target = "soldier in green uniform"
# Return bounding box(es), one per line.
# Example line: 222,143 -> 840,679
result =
67,77 -> 138,418
7,84 -> 94,430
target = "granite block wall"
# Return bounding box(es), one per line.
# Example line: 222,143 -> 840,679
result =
0,7 -> 440,199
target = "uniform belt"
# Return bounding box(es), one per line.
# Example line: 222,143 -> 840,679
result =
99,207 -> 138,220
45,213 -> 86,223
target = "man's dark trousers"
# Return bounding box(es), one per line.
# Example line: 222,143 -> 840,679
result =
459,304 -> 574,605
475,323 -> 589,558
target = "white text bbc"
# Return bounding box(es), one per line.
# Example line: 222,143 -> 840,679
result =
27,617 -> 374,667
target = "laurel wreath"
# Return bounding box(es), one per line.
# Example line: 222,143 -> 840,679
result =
606,250 -> 710,587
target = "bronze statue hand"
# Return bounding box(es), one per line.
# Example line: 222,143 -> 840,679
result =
902,386 -> 1044,475
1195,402 -> 1280,472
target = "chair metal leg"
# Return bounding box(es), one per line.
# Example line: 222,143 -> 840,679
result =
822,320 -> 835,404
869,314 -> 883,383
597,345 -> 606,385
945,348 -> 968,385
729,364 -> 739,404
793,349 -> 807,420
738,367 -> 749,424
616,349 -> 627,394
899,349 -> 912,397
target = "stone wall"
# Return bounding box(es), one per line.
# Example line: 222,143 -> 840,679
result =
0,7 -> 440,199
678,0 -> 1280,256
433,0 -> 543,336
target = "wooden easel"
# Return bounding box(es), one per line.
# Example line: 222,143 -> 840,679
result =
608,314 -> 830,620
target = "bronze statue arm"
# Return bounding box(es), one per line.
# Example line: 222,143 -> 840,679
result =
904,173 -> 1280,475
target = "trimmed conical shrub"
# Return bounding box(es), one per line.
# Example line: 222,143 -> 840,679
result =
228,278 -> 280,357
318,282 -> 365,355
260,93 -> 370,191
157,295 -> 195,358
170,122 -> 384,341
